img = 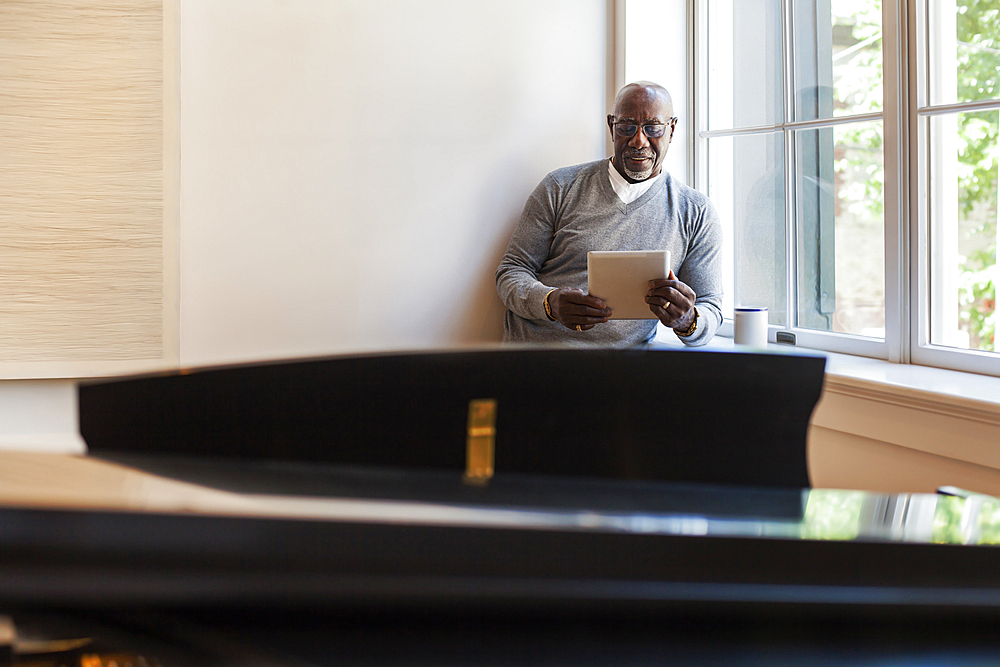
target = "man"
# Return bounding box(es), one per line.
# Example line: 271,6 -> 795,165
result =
495,81 -> 722,347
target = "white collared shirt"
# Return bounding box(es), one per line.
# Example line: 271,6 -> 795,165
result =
607,158 -> 661,204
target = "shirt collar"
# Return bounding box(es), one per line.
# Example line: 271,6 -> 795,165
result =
607,158 -> 661,204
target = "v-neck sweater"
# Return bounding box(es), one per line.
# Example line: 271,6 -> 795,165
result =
496,158 -> 723,347
608,158 -> 660,203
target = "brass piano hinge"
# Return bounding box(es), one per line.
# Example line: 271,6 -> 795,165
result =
464,398 -> 496,485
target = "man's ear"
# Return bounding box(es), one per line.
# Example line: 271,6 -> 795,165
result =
607,114 -> 615,138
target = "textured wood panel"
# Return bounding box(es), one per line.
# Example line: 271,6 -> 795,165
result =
0,1 -> 164,366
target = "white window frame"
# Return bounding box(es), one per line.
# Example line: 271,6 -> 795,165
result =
624,0 -> 1000,376
910,0 -> 1000,376
691,0 -> 903,361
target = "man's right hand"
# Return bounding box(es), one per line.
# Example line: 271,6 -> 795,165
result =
549,288 -> 611,331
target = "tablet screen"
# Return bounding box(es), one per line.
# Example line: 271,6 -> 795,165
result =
587,250 -> 670,320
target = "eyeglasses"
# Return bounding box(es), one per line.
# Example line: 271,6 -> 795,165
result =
612,118 -> 677,138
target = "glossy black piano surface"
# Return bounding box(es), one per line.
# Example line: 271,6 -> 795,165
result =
0,454 -> 999,665
60,349 -> 999,614
0,348 -> 995,664
78,347 -> 825,488
1,453 -> 998,608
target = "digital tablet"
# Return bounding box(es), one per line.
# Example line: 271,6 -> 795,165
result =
587,250 -> 670,320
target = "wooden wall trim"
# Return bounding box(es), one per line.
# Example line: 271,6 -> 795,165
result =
812,383 -> 1000,472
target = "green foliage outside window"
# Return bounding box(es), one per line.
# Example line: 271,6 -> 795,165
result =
955,0 -> 1000,349
932,494 -> 1000,544
802,489 -> 1000,545
800,489 -> 864,540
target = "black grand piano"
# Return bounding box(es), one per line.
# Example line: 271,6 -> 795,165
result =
1,347 -> 999,666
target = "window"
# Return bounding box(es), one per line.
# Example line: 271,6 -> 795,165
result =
696,0 -> 893,358
629,0 -> 1000,375
915,0 -> 1000,374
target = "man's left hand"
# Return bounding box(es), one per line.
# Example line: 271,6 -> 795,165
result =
646,270 -> 696,331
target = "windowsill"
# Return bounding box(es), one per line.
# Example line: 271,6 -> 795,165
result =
652,326 -> 1000,427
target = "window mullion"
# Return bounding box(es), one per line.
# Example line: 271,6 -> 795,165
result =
688,0 -> 698,186
782,0 -> 796,334
785,127 -> 797,337
883,0 -> 908,363
912,0 -> 929,364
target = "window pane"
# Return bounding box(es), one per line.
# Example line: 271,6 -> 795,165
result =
792,0 -> 883,122
708,132 -> 786,323
928,110 -> 999,351
795,122 -> 884,337
707,0 -> 783,130
928,0 -> 1000,107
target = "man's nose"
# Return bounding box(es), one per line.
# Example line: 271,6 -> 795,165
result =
628,129 -> 649,150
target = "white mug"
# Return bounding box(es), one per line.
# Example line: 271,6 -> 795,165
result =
734,307 -> 768,348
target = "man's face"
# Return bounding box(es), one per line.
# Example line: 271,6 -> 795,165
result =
607,87 -> 676,183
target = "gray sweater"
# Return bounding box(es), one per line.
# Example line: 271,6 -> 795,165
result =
496,159 -> 723,347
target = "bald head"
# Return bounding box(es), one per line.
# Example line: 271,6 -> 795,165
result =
613,82 -> 673,117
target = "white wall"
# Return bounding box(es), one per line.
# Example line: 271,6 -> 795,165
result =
2,0 -> 612,448
0,380 -> 84,453
179,0 -> 611,367
623,0 -> 688,184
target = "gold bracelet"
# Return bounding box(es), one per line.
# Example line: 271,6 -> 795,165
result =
543,288 -> 557,321
674,306 -> 699,337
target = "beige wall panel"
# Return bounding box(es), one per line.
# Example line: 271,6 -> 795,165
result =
0,1 -> 171,375
809,425 -> 1000,496
812,382 -> 1000,470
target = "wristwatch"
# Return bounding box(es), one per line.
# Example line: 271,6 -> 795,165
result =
674,307 -> 699,337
